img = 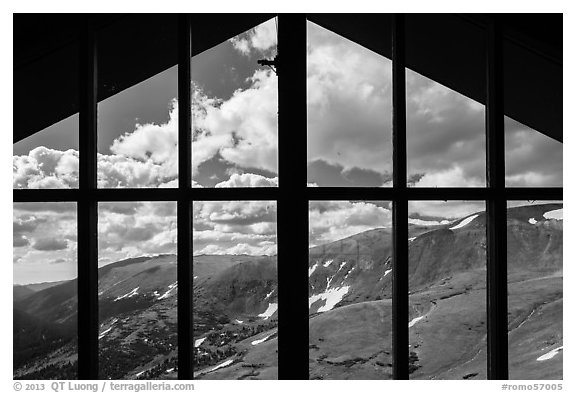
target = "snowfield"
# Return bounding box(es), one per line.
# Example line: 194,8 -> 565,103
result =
449,214 -> 478,230
208,359 -> 234,372
537,346 -> 563,361
251,333 -> 274,346
543,209 -> 563,220
309,286 -> 350,313
309,262 -> 319,277
194,337 -> 206,348
408,315 -> 425,328
258,303 -> 278,319
114,287 -> 139,302
158,282 -> 178,300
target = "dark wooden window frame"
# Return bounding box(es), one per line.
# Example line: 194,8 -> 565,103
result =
13,14 -> 562,380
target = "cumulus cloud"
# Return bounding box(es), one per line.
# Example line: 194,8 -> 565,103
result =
215,173 -> 278,188
194,70 -> 278,174
230,18 -> 277,56
13,147 -> 78,189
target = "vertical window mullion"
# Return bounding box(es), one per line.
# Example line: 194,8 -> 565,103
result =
486,17 -> 509,380
177,14 -> 194,380
276,13 -> 309,380
78,16 -> 99,380
391,13 -> 409,380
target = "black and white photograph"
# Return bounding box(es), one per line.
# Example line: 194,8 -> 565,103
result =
8,7 -> 567,389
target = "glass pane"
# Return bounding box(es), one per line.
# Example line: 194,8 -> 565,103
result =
97,16 -> 178,188
13,115 -> 79,189
13,202 -> 78,379
98,202 -> 177,379
307,21 -> 392,187
192,201 -> 277,379
309,201 -> 392,379
507,201 -> 562,379
408,201 -> 486,379
505,118 -> 563,187
191,19 -> 278,188
405,15 -> 486,188
406,70 -> 486,187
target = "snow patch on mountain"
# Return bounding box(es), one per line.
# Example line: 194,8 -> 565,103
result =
449,214 -> 478,230
543,209 -> 563,220
323,259 -> 334,267
98,318 -> 118,340
537,346 -> 563,361
158,282 -> 178,300
309,286 -> 350,313
408,315 -> 425,328
384,269 -> 392,277
114,287 -> 139,302
264,289 -> 275,300
258,303 -> 278,319
209,359 -> 234,372
409,237 -> 416,242
309,262 -> 319,277
251,333 -> 274,346
235,319 -> 244,324
529,218 -> 537,224
194,337 -> 206,347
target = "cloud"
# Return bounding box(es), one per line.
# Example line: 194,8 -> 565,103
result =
215,173 -> 277,188
230,19 -> 277,56
14,69 -> 279,190
408,201 -> 485,221
13,147 -> 78,189
193,201 -> 277,256
504,118 -> 562,187
13,235 -> 29,248
308,159 -> 391,187
97,202 -> 177,261
307,22 -> 393,175
410,166 -> 484,188
309,201 -> 392,246
194,70 -> 278,174
32,238 -> 68,251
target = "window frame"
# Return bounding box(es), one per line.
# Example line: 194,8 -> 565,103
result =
13,14 -> 563,380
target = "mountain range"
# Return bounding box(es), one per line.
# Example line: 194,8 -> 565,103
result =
13,203 -> 562,380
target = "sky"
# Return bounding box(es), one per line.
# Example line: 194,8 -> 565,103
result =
12,19 -> 563,284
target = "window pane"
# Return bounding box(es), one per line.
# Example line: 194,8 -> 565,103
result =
13,115 -> 79,189
507,201 -> 562,379
191,19 -> 278,188
309,201 -> 392,379
408,201 -> 486,379
14,39 -> 79,190
405,15 -> 486,188
192,201 -> 277,379
505,118 -> 563,187
406,70 -> 486,187
307,21 -> 393,187
13,202 -> 78,379
98,202 -> 177,379
97,15 -> 178,188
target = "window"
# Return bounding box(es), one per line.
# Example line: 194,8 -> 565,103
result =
13,14 -> 562,381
